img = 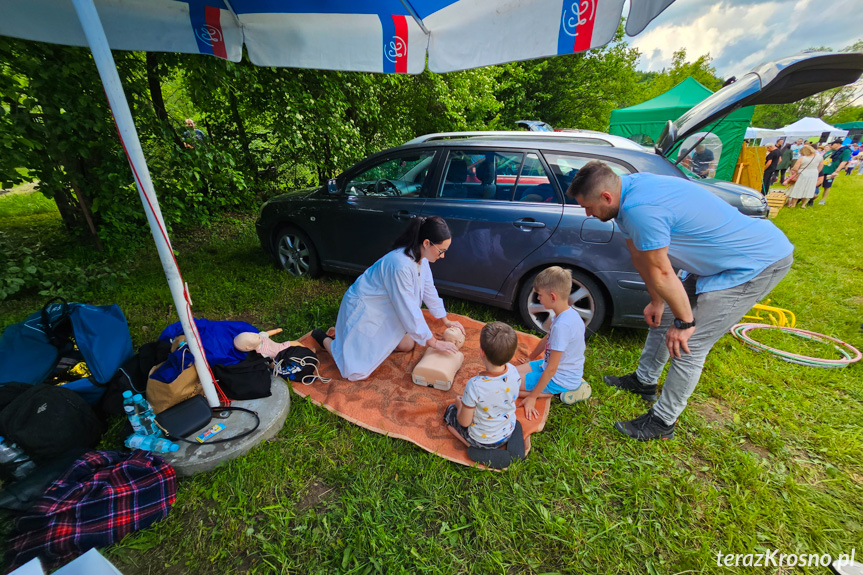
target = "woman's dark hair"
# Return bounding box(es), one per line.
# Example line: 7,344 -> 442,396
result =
393,216 -> 451,262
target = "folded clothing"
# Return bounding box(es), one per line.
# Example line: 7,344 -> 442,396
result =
6,450 -> 176,571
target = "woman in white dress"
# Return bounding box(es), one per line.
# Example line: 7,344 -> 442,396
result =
785,145 -> 823,209
313,216 -> 465,381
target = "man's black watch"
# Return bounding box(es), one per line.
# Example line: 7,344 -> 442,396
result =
673,318 -> 696,329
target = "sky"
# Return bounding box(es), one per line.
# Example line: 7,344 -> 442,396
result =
628,0 -> 862,79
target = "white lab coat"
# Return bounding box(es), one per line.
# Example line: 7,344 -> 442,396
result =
332,249 -> 447,381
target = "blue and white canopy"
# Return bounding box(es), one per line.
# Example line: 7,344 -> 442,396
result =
0,0 -> 677,73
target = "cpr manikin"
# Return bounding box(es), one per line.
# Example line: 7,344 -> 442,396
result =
233,328 -> 300,359
412,327 -> 465,391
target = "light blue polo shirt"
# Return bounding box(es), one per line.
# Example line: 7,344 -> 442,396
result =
614,173 -> 793,293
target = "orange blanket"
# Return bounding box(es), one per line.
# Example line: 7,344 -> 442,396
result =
293,312 -> 549,468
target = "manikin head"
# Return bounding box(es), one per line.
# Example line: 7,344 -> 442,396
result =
442,326 -> 465,349
233,332 -> 261,352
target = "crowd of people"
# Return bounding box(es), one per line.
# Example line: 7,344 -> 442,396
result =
762,137 -> 860,209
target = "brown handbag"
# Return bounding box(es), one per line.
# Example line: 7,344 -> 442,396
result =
146,337 -> 203,414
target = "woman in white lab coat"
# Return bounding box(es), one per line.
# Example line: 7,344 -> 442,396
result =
312,216 -> 464,381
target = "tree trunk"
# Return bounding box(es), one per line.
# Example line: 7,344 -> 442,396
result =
69,178 -> 104,251
53,187 -> 82,230
146,52 -> 182,148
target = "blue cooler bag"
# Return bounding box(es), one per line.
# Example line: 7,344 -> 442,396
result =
0,298 -> 134,403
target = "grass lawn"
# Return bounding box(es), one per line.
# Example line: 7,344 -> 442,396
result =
1,177 -> 862,574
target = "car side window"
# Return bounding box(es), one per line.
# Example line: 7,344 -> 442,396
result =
542,153 -> 632,205
345,152 -> 435,198
437,151 -> 523,201
512,153 -> 558,204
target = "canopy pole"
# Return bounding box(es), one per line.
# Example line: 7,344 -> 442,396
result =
398,0 -> 431,35
71,0 -> 221,408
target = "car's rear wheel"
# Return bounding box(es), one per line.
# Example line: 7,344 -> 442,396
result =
517,267 -> 607,336
275,226 -> 320,277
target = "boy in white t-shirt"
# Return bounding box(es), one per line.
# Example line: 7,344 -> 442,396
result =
517,266 -> 590,420
444,322 -> 520,449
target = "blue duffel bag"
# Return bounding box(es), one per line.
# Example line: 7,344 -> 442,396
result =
0,298 -> 134,403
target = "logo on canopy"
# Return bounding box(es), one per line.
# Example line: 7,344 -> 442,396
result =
381,14 -> 408,74
558,0 -> 597,54
561,0 -> 596,37
385,36 -> 407,64
195,25 -> 223,47
189,5 -> 227,60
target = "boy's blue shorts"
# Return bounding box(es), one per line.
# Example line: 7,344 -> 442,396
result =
522,359 -> 572,394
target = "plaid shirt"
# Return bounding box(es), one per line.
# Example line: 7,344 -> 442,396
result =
6,450 -> 176,571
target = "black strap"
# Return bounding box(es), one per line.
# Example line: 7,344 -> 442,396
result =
160,406 -> 261,446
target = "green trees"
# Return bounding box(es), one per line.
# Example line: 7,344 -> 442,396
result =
16,31 -> 830,256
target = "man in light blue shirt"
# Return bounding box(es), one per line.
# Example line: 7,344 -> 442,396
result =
567,162 -> 794,441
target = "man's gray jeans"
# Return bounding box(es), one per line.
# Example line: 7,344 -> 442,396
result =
636,254 -> 794,425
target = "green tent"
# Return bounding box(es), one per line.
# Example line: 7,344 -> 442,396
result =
608,77 -> 754,181
834,121 -> 863,130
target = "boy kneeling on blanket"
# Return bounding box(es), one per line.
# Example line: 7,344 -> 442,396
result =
444,322 -> 520,452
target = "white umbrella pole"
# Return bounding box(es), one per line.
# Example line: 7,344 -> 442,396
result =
71,0 -> 221,408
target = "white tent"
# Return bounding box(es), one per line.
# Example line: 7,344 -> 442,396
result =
745,127 -> 786,145
778,117 -> 848,140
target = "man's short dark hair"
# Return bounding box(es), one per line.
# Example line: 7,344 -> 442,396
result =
480,322 -> 518,367
831,138 -> 844,145
566,160 -> 619,202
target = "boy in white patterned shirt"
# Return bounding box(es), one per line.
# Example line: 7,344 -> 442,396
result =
444,322 -> 520,449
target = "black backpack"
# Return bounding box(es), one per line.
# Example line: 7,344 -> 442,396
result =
0,384 -> 103,463
211,352 -> 272,400
273,346 -> 326,385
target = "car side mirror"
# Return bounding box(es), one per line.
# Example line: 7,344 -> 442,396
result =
327,179 -> 339,195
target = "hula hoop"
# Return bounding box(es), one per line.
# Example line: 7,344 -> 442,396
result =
730,323 -> 862,368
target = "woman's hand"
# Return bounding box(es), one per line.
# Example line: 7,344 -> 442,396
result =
432,339 -> 459,355
442,318 -> 465,335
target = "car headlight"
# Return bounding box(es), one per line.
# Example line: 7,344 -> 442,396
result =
740,195 -> 765,208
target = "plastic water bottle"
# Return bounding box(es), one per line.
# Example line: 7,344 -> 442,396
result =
122,390 -> 147,435
132,394 -> 162,437
124,434 -> 178,453
0,436 -> 37,480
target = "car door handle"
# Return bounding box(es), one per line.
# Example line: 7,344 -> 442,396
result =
393,210 -> 417,221
513,218 -> 546,229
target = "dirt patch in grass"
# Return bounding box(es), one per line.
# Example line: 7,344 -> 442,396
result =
740,440 -> 770,458
296,480 -> 338,514
695,398 -> 734,426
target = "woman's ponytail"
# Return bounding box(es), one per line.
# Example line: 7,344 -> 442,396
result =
392,216 -> 450,261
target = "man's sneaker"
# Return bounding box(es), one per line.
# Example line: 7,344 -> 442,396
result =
603,372 -> 657,401
614,409 -> 675,441
819,200 -> 826,205
560,382 -> 592,404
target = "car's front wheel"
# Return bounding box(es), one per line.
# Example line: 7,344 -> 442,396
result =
275,226 -> 320,277
517,267 -> 607,336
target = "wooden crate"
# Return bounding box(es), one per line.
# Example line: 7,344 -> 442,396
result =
765,191 -> 786,219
